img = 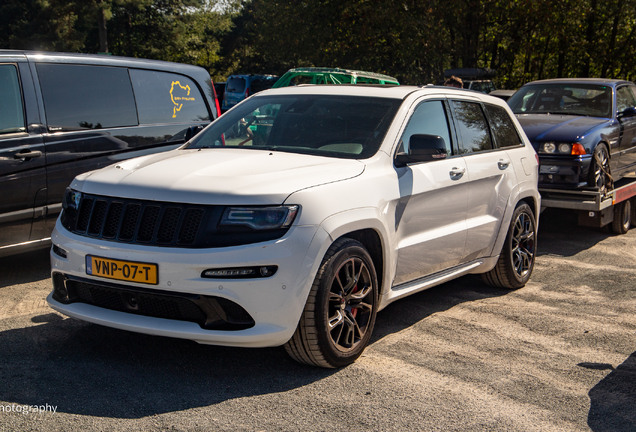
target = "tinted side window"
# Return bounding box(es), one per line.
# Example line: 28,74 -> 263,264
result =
399,100 -> 452,154
36,64 -> 137,131
0,65 -> 25,134
451,101 -> 493,154
130,69 -> 210,124
617,86 -> 636,112
484,104 -> 523,148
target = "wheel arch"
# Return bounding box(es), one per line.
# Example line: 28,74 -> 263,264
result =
320,209 -> 391,298
333,229 -> 384,298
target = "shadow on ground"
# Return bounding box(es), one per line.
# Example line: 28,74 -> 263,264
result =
587,351 -> 636,431
0,274 -> 508,419
537,208 -> 612,257
0,247 -> 51,289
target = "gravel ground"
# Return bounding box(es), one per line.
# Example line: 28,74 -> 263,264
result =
0,208 -> 635,431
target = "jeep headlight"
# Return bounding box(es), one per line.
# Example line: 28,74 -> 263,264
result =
219,205 -> 299,230
62,188 -> 82,211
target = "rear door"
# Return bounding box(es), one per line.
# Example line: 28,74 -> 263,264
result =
393,99 -> 468,286
449,99 -> 517,261
0,60 -> 46,250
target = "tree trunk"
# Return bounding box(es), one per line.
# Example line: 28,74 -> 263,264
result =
601,0 -> 623,78
97,1 -> 108,53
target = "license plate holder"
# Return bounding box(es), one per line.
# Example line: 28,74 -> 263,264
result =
86,255 -> 158,285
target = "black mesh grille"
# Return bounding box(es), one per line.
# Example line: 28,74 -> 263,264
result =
137,206 -> 160,243
88,200 -> 108,236
62,277 -> 255,330
178,209 -> 204,245
76,198 -> 94,232
102,202 -> 123,238
71,281 -> 207,324
120,204 -> 141,241
157,207 -> 181,244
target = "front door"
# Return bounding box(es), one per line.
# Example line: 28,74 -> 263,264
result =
616,86 -> 636,170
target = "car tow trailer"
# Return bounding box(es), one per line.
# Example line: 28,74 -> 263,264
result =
539,174 -> 636,234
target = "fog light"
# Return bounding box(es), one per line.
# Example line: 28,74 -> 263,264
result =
540,165 -> 560,174
52,244 -> 68,259
202,266 -> 278,279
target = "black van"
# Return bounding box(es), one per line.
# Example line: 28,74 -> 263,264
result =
0,50 -> 219,257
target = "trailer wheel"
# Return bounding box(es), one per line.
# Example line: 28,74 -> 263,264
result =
631,198 -> 636,227
611,200 -> 631,234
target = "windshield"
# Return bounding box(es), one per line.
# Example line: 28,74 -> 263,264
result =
508,84 -> 612,118
186,95 -> 401,159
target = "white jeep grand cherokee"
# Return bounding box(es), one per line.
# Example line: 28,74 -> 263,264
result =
48,85 -> 539,368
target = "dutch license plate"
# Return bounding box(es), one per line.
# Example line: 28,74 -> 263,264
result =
86,255 -> 158,285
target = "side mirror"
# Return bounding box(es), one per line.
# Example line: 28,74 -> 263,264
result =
185,125 -> 204,141
395,134 -> 448,167
618,107 -> 636,120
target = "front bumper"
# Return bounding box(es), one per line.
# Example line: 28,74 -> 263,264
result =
48,218 -> 330,348
537,154 -> 591,189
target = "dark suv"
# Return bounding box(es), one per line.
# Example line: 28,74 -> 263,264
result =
0,50 -> 219,257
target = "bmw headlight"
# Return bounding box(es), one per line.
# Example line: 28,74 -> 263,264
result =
542,142 -> 557,153
219,205 -> 299,230
539,142 -> 577,155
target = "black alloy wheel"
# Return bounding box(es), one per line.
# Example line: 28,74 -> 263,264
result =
482,203 -> 536,289
284,238 -> 378,368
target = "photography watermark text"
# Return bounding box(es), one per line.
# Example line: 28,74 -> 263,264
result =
0,404 -> 57,415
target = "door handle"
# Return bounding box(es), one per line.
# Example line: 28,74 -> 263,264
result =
498,159 -> 511,170
449,167 -> 466,179
14,150 -> 43,160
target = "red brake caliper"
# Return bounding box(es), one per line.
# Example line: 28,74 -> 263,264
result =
351,284 -> 359,318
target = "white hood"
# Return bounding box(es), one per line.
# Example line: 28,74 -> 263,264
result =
72,148 -> 366,205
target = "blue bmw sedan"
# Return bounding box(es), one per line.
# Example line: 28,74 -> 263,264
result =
508,79 -> 636,194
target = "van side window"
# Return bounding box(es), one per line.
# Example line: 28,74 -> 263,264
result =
484,104 -> 523,148
451,100 -> 493,154
36,64 -> 137,131
0,65 -> 25,135
398,100 -> 452,154
130,69 -> 210,124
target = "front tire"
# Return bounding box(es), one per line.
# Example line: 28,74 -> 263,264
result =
482,203 -> 536,289
285,238 -> 378,368
588,144 -> 612,196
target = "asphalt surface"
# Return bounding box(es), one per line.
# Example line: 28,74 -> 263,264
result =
0,208 -> 635,431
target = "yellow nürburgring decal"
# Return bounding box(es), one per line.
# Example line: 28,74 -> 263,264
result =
170,81 -> 195,118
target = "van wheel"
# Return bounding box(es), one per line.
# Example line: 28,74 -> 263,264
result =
284,238 -> 378,368
482,203 -> 536,289
611,200 -> 631,234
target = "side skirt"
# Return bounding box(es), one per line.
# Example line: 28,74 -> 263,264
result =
378,258 -> 497,310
